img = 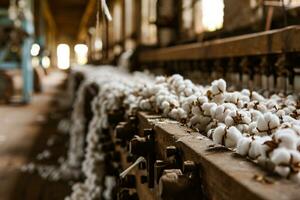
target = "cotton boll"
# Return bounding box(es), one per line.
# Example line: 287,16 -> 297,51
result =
248,137 -> 264,159
177,108 -> 187,120
276,109 -> 286,118
241,111 -> 251,124
289,172 -> 300,183
292,125 -> 300,137
241,89 -> 250,97
236,137 -> 252,156
155,76 -> 166,84
189,115 -> 201,127
224,126 -> 243,148
268,114 -> 280,130
162,101 -> 170,110
225,115 -> 234,127
270,148 -> 291,166
209,105 -> 217,117
223,103 -> 237,111
236,124 -> 249,133
251,91 -> 265,102
248,121 -> 258,135
256,112 -> 280,136
250,109 -> 263,121
289,150 -> 300,165
282,115 -> 296,124
274,166 -> 290,178
191,106 -> 202,115
207,129 -> 215,139
211,79 -> 226,103
213,105 -> 231,122
212,124 -> 226,145
239,94 -> 250,104
169,108 -> 179,120
177,83 -> 185,93
194,96 -> 208,107
206,120 -> 219,131
248,101 -> 267,113
217,79 -> 226,92
202,102 -> 217,116
184,87 -> 194,96
196,115 -> 212,131
274,129 -> 298,150
182,102 -> 191,113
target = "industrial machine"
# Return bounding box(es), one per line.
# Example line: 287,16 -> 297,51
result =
66,1 -> 300,199
0,0 -> 34,103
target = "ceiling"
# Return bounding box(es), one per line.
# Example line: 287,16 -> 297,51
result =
47,0 -> 89,42
0,0 -> 95,43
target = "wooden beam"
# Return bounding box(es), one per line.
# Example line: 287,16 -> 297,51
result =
137,112 -> 300,200
139,26 -> 300,63
77,0 -> 97,42
41,0 -> 56,33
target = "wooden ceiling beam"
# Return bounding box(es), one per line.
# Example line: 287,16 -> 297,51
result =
41,0 -> 56,34
77,0 -> 97,42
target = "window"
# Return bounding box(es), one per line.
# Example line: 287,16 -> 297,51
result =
141,0 -> 157,45
57,44 -> 70,70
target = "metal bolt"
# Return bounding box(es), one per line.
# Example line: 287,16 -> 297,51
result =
129,136 -> 147,156
183,160 -> 197,174
166,146 -> 177,158
138,161 -> 147,170
143,128 -> 154,136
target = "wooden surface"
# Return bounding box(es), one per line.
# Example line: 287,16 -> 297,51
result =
139,26 -> 300,62
137,112 -> 300,200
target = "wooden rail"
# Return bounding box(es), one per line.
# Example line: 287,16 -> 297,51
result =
127,112 -> 300,200
139,26 -> 300,62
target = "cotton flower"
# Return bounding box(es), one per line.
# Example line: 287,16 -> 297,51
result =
274,166 -> 290,177
256,112 -> 280,136
212,124 -> 242,148
270,148 -> 291,166
274,129 -> 298,150
236,136 -> 252,156
211,79 -> 226,103
212,124 -> 227,145
225,126 -> 243,148
224,110 -> 251,127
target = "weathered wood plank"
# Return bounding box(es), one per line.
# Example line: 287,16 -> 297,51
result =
137,112 -> 300,200
139,26 -> 300,62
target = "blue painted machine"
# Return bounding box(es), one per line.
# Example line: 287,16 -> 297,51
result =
0,0 -> 34,103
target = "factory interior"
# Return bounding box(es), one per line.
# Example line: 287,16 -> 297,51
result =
1,0 -> 300,200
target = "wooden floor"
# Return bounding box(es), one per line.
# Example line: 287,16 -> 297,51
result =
0,71 -> 71,200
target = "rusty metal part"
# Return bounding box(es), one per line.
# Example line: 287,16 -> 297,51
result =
158,167 -> 202,200
119,174 -> 136,188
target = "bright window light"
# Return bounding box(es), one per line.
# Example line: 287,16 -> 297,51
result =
57,44 -> 70,70
41,56 -> 51,68
94,38 -> 103,51
202,0 -> 224,32
31,43 -> 40,56
74,44 -> 88,65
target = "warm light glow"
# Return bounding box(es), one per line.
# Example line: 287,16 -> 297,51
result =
141,0 -> 157,45
74,44 -> 88,65
41,56 -> 51,68
94,38 -> 103,51
31,43 -> 40,56
202,0 -> 224,32
57,44 -> 70,70
31,57 -> 39,67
